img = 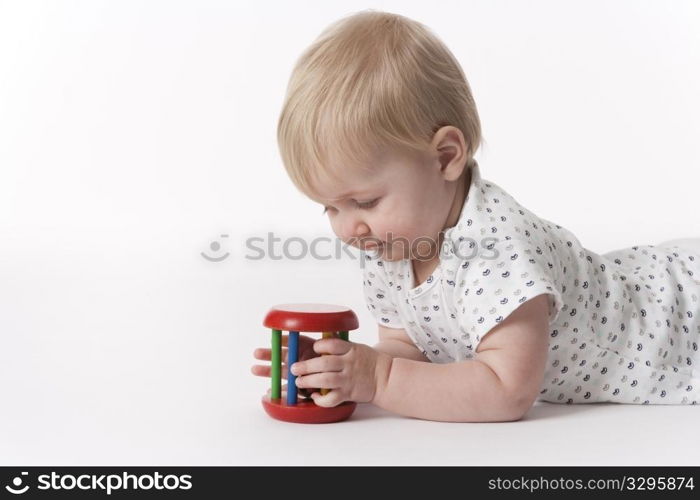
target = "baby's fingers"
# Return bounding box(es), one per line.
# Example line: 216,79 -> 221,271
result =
255,369 -> 315,399
254,347 -> 318,366
253,346 -> 290,361
251,363 -> 296,379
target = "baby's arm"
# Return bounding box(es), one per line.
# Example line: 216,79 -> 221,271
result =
373,325 -> 431,362
372,294 -> 551,422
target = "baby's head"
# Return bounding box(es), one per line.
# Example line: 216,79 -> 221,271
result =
277,10 -> 483,262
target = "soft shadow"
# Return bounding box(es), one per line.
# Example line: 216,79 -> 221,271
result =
346,401 -> 632,424
351,401 -> 613,423
520,401 -> 624,421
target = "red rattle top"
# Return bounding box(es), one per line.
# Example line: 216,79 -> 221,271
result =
262,303 -> 359,332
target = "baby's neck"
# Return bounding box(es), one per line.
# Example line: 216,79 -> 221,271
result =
409,164 -> 473,287
437,164 -> 472,250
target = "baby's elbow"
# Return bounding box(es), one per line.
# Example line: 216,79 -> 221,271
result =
486,400 -> 529,423
472,392 -> 532,423
478,400 -> 529,423
485,382 -> 536,422
507,392 -> 537,421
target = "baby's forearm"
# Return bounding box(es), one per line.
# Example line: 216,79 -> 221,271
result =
372,339 -> 430,362
372,357 -> 524,422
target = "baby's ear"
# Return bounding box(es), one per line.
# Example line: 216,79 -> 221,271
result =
432,126 -> 468,180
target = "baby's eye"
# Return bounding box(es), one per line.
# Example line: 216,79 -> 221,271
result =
322,198 -> 379,214
356,198 -> 380,209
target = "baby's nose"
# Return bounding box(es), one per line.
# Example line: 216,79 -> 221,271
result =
340,219 -> 370,242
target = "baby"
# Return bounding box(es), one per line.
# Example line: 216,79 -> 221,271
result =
251,10 -> 700,422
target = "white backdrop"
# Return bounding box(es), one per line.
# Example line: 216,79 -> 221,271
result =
1,0 -> 699,466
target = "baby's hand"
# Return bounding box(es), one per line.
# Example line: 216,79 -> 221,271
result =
292,338 -> 393,408
251,333 -> 319,393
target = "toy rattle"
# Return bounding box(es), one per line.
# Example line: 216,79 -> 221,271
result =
261,303 -> 359,423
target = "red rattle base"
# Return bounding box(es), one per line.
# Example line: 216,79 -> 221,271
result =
261,395 -> 357,424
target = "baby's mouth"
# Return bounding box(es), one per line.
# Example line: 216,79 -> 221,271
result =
362,242 -> 383,251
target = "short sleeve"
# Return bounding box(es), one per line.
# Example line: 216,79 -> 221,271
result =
361,252 -> 404,328
451,237 -> 563,350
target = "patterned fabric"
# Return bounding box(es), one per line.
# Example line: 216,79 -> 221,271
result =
363,162 -> 700,404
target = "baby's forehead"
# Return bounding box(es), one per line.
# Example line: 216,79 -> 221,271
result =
306,154 -> 380,196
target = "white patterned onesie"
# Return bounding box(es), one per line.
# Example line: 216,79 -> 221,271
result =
362,162 -> 700,405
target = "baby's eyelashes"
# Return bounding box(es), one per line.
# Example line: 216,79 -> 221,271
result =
321,197 -> 380,215
356,198 -> 380,209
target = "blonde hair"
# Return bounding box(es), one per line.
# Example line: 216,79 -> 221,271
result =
277,9 -> 483,198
